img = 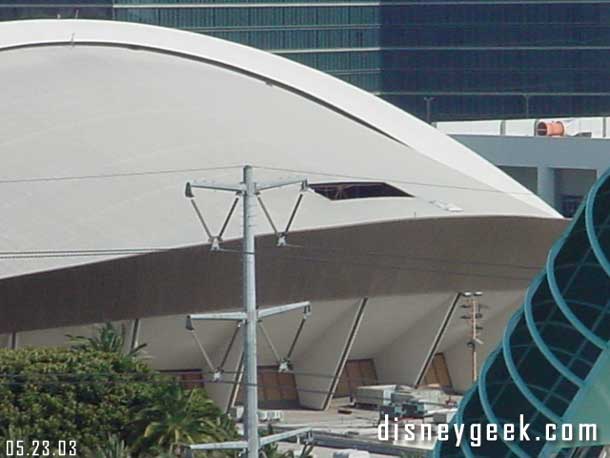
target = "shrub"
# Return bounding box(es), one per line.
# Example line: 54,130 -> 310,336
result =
0,339 -> 237,457
67,322 -> 147,359
133,383 -> 238,456
0,346 -> 162,453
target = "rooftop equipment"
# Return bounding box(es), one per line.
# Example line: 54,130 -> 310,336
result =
536,120 -> 566,136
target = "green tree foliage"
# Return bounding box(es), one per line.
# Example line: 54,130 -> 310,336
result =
0,324 -> 238,457
0,346 -> 162,452
86,435 -> 132,458
132,382 -> 239,456
84,434 -> 180,458
67,322 -> 147,359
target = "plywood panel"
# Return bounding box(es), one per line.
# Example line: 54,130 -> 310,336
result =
423,353 -> 452,388
334,359 -> 378,398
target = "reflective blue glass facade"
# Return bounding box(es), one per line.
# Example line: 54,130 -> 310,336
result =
4,1 -> 610,121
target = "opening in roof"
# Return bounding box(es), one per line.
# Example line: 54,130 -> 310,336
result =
309,182 -> 412,201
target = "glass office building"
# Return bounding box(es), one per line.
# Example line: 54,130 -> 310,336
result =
0,1 -> 113,21
4,1 -> 610,121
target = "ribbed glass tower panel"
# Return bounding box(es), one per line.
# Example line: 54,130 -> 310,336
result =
0,0 -> 113,20
434,169 -> 610,457
112,0 -> 383,93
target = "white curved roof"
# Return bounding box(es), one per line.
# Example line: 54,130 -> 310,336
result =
0,19 -> 560,279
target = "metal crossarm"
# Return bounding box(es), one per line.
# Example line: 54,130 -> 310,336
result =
190,441 -> 247,451
259,427 -> 312,447
188,180 -> 244,194
189,311 -> 247,321
256,178 -> 306,193
257,301 -> 310,319
188,428 -> 312,456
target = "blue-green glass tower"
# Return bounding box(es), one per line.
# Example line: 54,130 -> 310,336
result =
434,169 -> 610,457
5,1 -> 610,121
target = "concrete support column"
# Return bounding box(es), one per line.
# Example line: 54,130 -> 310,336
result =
537,166 -> 556,209
294,298 -> 367,410
129,319 -> 141,351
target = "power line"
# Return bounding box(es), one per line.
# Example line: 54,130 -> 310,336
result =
0,251 -> 164,260
0,368 -> 362,383
0,244 -> 538,281
0,375 -> 383,406
0,161 -> 549,282
251,165 -> 536,195
7,0 -> 610,6
0,163 -> 540,196
216,247 -> 537,282
0,248 -> 167,259
0,246 -> 536,281
0,371 -> 451,406
281,243 -> 541,271
0,244 -> 542,270
0,165 -> 244,185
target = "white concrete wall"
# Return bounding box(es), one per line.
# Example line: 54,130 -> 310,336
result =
0,334 -> 11,348
374,295 -> 454,386
453,134 -> 610,215
293,299 -> 366,409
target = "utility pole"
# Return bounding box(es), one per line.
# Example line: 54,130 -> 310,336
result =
184,165 -> 313,458
242,165 -> 260,458
470,300 -> 478,382
460,291 -> 483,383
